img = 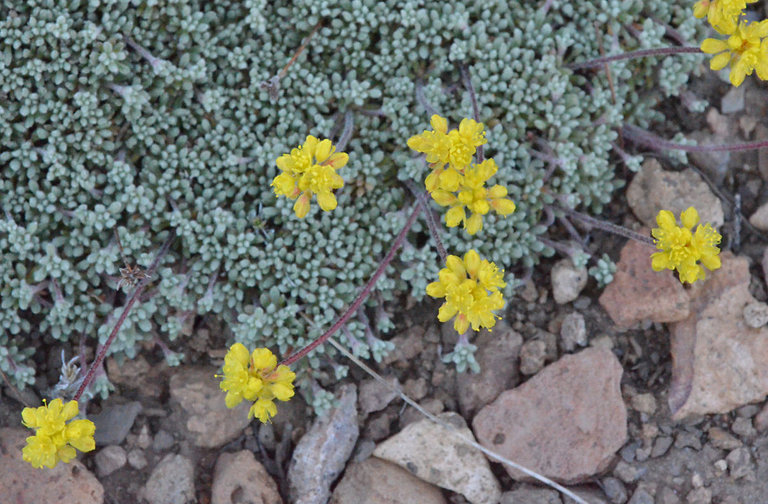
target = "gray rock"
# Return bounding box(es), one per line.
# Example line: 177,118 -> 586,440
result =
359,376 -> 400,416
94,445 -> 127,477
731,417 -> 756,438
627,488 -> 653,504
707,427 -> 741,450
651,436 -> 673,458
743,302 -> 768,328
551,259 -> 588,304
602,477 -> 627,504
721,85 -> 745,114
657,487 -> 681,504
500,485 -> 562,503
91,400 -> 142,445
614,461 -> 642,484
685,487 -> 712,504
142,454 -> 196,504
630,394 -> 656,415
289,384 -> 359,504
153,429 -> 175,451
748,202 -> 768,231
726,447 -> 754,479
560,312 -> 587,352
519,339 -> 547,375
375,412 -> 500,504
212,451 -> 282,504
674,432 -> 702,451
128,449 -> 148,470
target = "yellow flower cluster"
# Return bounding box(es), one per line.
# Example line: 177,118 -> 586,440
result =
272,135 -> 348,218
21,398 -> 95,469
426,249 -> 506,334
651,207 -> 722,284
695,0 -> 768,86
218,343 -> 296,423
408,115 -> 515,235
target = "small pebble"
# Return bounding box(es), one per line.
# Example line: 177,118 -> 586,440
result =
707,427 -> 741,450
713,459 -> 728,473
690,472 -> 704,488
128,449 -> 148,470
743,302 -> 768,328
651,437 -> 673,458
731,417 -> 756,438
686,487 -> 712,504
94,445 -> 127,477
631,394 -> 657,415
628,488 -> 653,504
560,312 -> 587,351
675,431 -> 702,451
519,340 -> 547,375
614,460 -> 642,483
726,447 -> 754,479
602,477 -> 628,504
657,486 -> 681,504
152,430 -> 175,452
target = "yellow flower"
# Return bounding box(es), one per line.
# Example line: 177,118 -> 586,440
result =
218,343 -> 296,423
693,0 -> 755,35
431,159 -> 516,235
21,398 -> 95,469
426,250 -> 506,333
273,135 -> 348,218
408,115 -> 487,191
651,207 -> 722,284
700,20 -> 768,87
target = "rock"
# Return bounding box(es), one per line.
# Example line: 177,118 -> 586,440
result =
757,125 -> 768,181
457,323 -> 523,418
668,254 -> 768,420
613,460 -> 643,483
169,366 -> 251,448
599,239 -> 690,329
153,429 -> 175,451
330,457 -> 446,504
500,484 -> 562,503
91,400 -> 142,446
560,312 -> 587,352
374,412 -> 501,504
94,445 -> 127,477
721,85 -> 745,114
657,487 -> 682,504
754,402 -> 768,431
211,451 -> 282,504
686,487 -> 712,504
0,427 -> 104,503
726,447 -> 754,479
473,348 -> 627,484
764,248 -> 768,284
707,427 -> 741,450
519,339 -> 547,375
289,384 -> 359,504
743,302 -> 768,328
749,203 -> 768,231
626,159 -> 724,229
128,449 -> 148,470
380,325 -> 425,366
675,432 -> 702,451
651,437 -> 673,458
137,424 -> 152,449
630,394 -> 657,415
551,258 -> 588,304
627,488 -> 653,504
107,354 -> 167,397
141,454 -> 195,504
602,476 -> 628,504
359,376 -> 400,416
403,377 -> 428,401
731,417 -> 756,438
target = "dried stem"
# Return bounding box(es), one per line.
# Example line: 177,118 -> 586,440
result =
566,46 -> 701,70
405,180 -> 448,264
74,233 -> 175,401
622,123 -> 768,152
280,206 -> 421,368
460,65 -> 483,162
557,205 -> 655,246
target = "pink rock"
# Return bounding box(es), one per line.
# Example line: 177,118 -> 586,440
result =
669,253 -> 768,420
330,457 -> 446,504
0,428 -> 104,504
599,239 -> 690,329
472,347 -> 626,484
212,451 -> 282,504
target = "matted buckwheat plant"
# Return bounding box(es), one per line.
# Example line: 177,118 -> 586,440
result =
14,0 -> 768,480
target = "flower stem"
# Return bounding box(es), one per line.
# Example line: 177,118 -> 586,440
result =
280,205 -> 421,368
557,205 -> 655,246
73,233 -> 175,401
622,123 -> 768,152
460,64 -> 484,162
567,46 -> 701,70
405,180 -> 448,264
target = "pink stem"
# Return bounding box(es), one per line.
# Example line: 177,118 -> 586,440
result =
280,205 -> 421,367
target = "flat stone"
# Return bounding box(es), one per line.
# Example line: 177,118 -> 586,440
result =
749,202 -> 768,231
560,312 -> 587,352
374,412 -> 501,504
0,427 -> 104,504
289,384 -> 359,504
359,376 -> 400,416
94,445 -> 127,477
551,258 -> 588,304
669,254 -> 768,420
458,323 -> 523,418
330,457 -> 446,504
91,400 -> 142,446
599,239 -> 690,329
707,427 -> 741,450
721,85 -> 745,114
141,454 -> 195,504
169,366 -> 251,448
212,451 -> 282,504
626,159 -> 724,229
473,347 -> 627,484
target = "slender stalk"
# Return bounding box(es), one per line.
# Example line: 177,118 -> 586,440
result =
280,205 -> 421,367
74,233 -> 175,401
558,205 -> 655,246
404,180 -> 447,264
460,65 -> 484,162
623,123 -> 768,152
567,46 -> 701,70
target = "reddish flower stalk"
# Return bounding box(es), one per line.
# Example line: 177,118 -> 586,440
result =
74,234 -> 175,401
622,124 -> 768,152
567,46 -> 701,70
280,205 -> 421,368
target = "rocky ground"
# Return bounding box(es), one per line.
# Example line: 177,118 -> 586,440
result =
2,66 -> 768,504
